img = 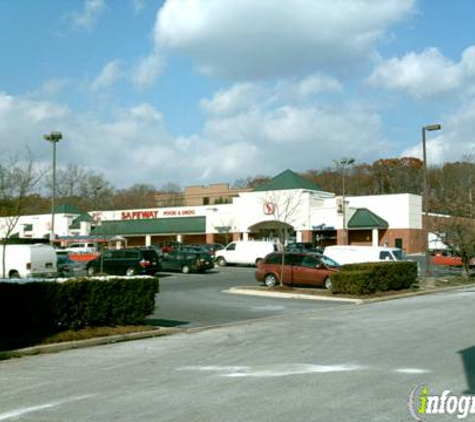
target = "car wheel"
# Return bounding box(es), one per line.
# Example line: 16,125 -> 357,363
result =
87,266 -> 96,276
324,277 -> 332,290
264,273 -> 278,287
9,270 -> 20,279
126,267 -> 136,276
216,257 -> 227,267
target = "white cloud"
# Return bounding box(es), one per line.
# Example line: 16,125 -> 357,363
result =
151,0 -> 415,80
133,53 -> 165,88
368,45 -> 475,98
0,87 -> 389,188
200,83 -> 266,117
71,0 -> 107,31
90,60 -> 124,91
129,104 -> 163,123
28,79 -> 71,99
133,0 -> 146,14
201,75 -> 342,117
401,100 -> 475,163
198,82 -> 390,178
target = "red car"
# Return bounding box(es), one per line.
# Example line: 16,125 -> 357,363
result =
255,252 -> 339,289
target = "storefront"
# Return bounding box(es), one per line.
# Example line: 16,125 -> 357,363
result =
0,170 -> 424,254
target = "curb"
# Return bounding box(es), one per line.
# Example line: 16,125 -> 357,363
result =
225,283 -> 475,305
0,327 -> 183,360
225,287 -> 363,303
360,282 -> 475,304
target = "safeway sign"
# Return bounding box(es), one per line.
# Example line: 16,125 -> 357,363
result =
263,202 -> 276,215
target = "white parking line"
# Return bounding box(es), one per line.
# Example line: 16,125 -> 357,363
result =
0,394 -> 96,421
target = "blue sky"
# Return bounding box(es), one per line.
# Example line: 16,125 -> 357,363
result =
1,0 -> 475,189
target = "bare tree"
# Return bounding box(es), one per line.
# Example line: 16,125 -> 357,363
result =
156,182 -> 184,207
0,150 -> 44,277
111,183 -> 158,209
262,191 -> 303,287
430,215 -> 475,278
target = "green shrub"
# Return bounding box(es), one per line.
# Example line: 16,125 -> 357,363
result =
0,277 -> 159,335
332,261 -> 418,295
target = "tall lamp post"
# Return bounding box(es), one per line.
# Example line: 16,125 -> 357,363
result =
334,157 -> 355,245
44,131 -> 63,243
421,124 -> 441,284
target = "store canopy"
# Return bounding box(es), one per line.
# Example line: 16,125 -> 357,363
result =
348,208 -> 388,229
252,169 -> 322,192
92,216 -> 206,236
248,220 -> 294,232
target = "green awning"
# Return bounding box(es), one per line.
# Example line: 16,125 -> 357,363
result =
253,169 -> 321,192
348,208 -> 388,229
70,213 -> 94,229
92,216 -> 206,236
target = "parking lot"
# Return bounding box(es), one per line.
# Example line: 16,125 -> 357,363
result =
148,265 -> 351,329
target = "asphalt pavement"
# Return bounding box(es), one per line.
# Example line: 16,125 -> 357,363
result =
150,266 -> 351,328
1,282 -> 475,421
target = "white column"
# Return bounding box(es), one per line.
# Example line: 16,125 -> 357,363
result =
177,234 -> 183,243
145,235 -> 152,246
372,228 -> 379,246
242,232 -> 249,241
296,231 -> 303,242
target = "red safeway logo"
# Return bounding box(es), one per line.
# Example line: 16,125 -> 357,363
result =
263,202 -> 276,215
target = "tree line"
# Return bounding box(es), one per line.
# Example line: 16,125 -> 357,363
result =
2,153 -> 475,217
237,157 -> 475,218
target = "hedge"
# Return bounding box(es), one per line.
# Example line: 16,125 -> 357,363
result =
331,261 -> 418,295
0,277 -> 159,335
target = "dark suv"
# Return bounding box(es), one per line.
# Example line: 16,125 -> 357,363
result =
160,250 -> 214,273
86,248 -> 161,276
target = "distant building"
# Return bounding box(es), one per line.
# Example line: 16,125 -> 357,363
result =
156,183 -> 250,207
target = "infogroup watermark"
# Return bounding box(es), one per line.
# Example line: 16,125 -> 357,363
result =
408,385 -> 475,420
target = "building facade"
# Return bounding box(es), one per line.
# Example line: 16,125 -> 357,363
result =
0,170 -> 424,254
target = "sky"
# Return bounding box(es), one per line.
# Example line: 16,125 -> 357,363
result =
1,0 -> 475,189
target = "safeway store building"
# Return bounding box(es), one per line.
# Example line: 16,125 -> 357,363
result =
1,170 -> 425,254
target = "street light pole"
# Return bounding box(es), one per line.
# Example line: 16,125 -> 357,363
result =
421,124 -> 441,284
43,131 -> 63,243
334,158 -> 355,245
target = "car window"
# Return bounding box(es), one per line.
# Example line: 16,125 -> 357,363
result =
320,255 -> 339,268
265,253 -> 282,264
226,243 -> 237,251
379,251 -> 393,260
112,250 -> 125,259
286,254 -> 304,266
142,250 -> 158,261
103,251 -> 114,259
124,251 -> 140,259
300,256 -> 319,268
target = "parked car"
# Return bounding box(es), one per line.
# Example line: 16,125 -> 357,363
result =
62,242 -> 98,254
285,242 -> 323,254
0,244 -> 57,279
255,252 -> 340,289
160,250 -> 215,273
323,245 -> 405,265
86,248 -> 161,276
57,255 -> 86,277
215,241 -> 278,267
184,243 -> 224,257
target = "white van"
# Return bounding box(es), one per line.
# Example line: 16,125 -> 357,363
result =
63,242 -> 98,254
0,244 -> 57,279
215,241 -> 278,267
323,245 -> 405,265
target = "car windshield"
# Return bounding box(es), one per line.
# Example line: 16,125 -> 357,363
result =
320,255 -> 340,268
